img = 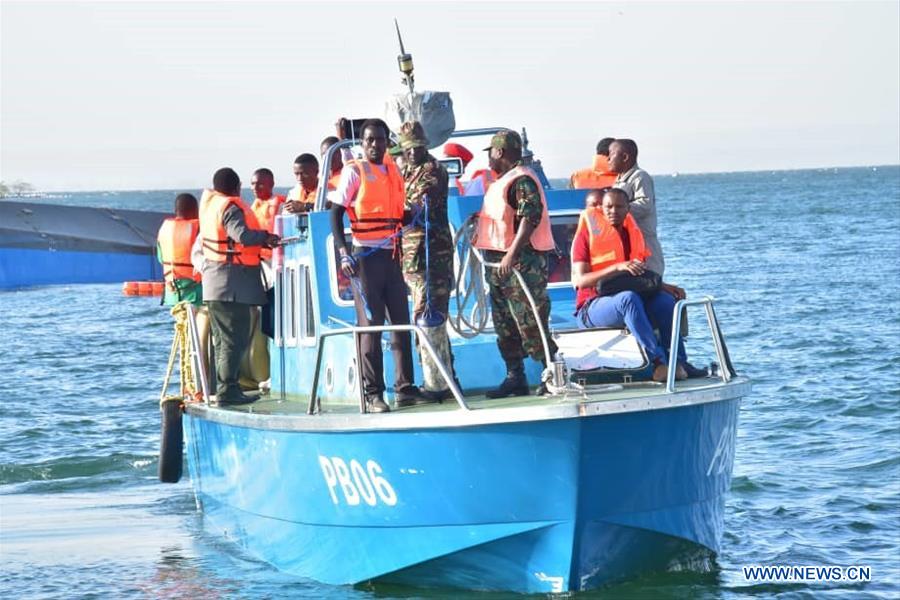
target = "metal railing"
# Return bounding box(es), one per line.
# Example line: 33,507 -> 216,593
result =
186,304 -> 211,403
666,297 -> 736,393
316,139 -> 359,212
308,323 -> 469,414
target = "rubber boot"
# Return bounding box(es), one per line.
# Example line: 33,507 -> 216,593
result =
420,322 -> 453,398
485,362 -> 528,399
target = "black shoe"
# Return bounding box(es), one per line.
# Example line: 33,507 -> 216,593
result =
682,362 -> 709,379
420,388 -> 451,403
366,395 -> 391,413
485,371 -> 528,399
214,393 -> 256,406
395,386 -> 436,408
534,382 -> 551,396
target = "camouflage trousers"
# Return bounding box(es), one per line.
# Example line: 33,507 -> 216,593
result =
484,249 -> 558,366
404,270 -> 455,392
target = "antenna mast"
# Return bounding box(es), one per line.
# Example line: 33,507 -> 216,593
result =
395,18 -> 415,96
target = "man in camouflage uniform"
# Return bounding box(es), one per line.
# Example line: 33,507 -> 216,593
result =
477,130 -> 558,398
398,121 -> 456,401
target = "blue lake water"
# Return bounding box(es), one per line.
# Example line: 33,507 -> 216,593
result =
2,166 -> 899,598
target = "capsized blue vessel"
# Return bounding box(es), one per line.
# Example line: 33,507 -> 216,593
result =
177,127 -> 750,593
0,201 -> 165,289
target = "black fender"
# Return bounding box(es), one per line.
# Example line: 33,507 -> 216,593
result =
158,399 -> 184,483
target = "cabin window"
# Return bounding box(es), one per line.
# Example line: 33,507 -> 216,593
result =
286,265 -> 299,346
300,265 -> 316,341
547,214 -> 580,286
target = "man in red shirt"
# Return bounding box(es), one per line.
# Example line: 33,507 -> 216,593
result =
571,188 -> 689,382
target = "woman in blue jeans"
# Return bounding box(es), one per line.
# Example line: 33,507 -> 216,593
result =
570,188 -> 690,382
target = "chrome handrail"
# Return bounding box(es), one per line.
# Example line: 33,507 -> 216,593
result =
186,304 -> 211,403
308,323 -> 469,414
316,139 -> 359,212
447,127 -> 512,139
666,297 -> 734,393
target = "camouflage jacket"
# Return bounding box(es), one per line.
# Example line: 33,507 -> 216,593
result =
401,154 -> 453,274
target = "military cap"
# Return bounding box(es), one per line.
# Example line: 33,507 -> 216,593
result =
398,121 -> 429,150
483,129 -> 522,151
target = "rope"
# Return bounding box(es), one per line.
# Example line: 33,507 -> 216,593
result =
449,215 -> 491,338
346,203 -> 429,322
159,301 -> 201,407
449,215 -> 567,394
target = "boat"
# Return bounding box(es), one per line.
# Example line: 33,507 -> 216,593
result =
167,126 -> 750,593
0,201 -> 165,289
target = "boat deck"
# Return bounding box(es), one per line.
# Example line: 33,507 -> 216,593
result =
212,376 -> 730,417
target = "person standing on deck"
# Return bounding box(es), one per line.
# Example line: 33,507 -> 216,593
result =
570,137 -> 618,190
157,192 -> 211,374
608,139 -> 665,278
473,129 -> 558,398
398,121 -> 456,403
329,119 -> 425,413
247,167 -> 284,386
199,167 -> 279,406
284,154 -> 320,214
158,193 -> 203,307
250,168 -> 285,243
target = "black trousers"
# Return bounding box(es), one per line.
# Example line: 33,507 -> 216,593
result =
351,247 -> 414,396
206,300 -> 252,401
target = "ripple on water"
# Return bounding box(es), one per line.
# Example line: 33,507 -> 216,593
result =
3,170 -> 900,598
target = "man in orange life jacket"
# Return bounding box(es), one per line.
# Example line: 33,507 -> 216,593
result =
285,154 -> 320,214
157,192 -> 203,307
330,119 -> 424,413
570,137 -> 617,191
250,168 -> 285,254
247,167 -> 283,386
474,129 -> 558,398
571,188 -> 690,382
158,192 -> 212,382
199,167 -> 280,406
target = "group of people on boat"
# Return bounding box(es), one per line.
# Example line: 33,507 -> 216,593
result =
156,122 -> 706,409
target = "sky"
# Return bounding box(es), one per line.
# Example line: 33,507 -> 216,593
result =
1,0 -> 898,192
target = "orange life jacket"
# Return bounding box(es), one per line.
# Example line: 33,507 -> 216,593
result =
580,207 -> 650,271
287,184 -> 317,208
327,173 -> 341,191
346,159 -> 405,242
251,194 -> 285,233
250,195 -> 284,260
570,155 -> 618,190
157,217 -> 201,283
199,189 -> 262,267
473,165 -> 555,252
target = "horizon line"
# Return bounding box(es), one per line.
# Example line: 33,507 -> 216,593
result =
3,162 -> 898,195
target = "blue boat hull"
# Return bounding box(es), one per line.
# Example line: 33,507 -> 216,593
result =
183,395 -> 740,593
0,247 -> 162,289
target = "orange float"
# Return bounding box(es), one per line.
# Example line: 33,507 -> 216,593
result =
122,281 -> 165,297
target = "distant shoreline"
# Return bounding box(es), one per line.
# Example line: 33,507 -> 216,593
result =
4,164 -> 898,195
